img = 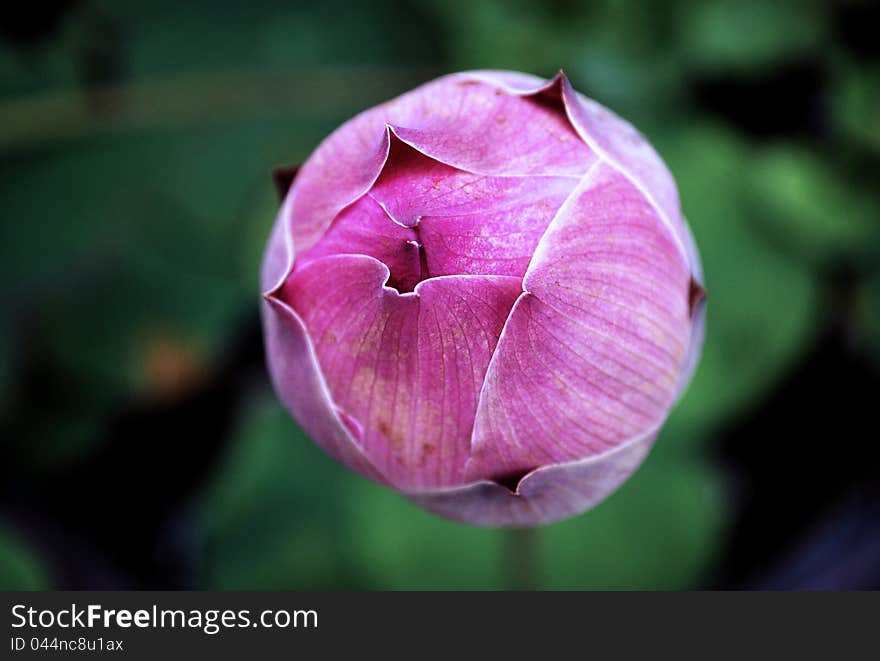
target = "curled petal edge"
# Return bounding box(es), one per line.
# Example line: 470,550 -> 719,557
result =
404,424 -> 658,527
261,119 -> 507,295
459,69 -> 695,274
272,163 -> 301,202
260,186 -> 298,295
261,294 -> 387,484
675,216 -> 706,403
260,125 -> 394,294
455,69 -> 557,97
677,287 -> 706,403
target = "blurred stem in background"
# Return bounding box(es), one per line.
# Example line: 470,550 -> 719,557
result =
0,66 -> 438,151
503,528 -> 541,590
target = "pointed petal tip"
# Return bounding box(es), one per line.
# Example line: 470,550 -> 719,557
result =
406,427 -> 658,527
272,163 -> 300,203
689,278 -> 707,318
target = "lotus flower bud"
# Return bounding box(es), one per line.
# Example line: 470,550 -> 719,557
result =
261,70 -> 705,526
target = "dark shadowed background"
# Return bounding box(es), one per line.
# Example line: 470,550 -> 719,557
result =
1,0 -> 879,590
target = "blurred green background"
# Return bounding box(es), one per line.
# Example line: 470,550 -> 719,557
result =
1,0 -> 879,590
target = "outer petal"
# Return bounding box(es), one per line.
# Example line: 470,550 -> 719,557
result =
556,74 -> 694,271
461,70 -> 551,94
676,218 -> 707,402
466,162 -> 693,482
261,294 -> 386,483
288,117 -> 392,257
280,254 -> 522,488
380,71 -> 595,176
678,292 -> 706,401
468,70 -> 697,272
261,176 -> 300,294
412,275 -> 523,485
407,426 -> 657,527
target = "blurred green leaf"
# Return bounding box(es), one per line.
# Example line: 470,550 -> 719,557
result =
571,46 -> 684,122
199,394 -> 364,589
747,143 -> 880,265
238,183 -> 287,289
680,0 -> 827,73
542,453 -> 724,589
423,0 -> 562,75
0,527 -> 50,590
832,62 -> 880,153
346,483 -> 504,590
0,36 -> 79,100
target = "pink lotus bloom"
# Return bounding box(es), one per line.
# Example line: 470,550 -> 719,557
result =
261,70 -> 705,526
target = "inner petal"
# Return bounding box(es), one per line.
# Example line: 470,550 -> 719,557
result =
297,195 -> 423,293
280,253 -> 522,489
300,135 -> 578,290
416,176 -> 574,278
370,133 -> 577,226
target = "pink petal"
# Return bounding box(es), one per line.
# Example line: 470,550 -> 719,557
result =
260,188 -> 296,293
671,218 -> 706,402
364,132 -> 578,278
298,194 -> 422,292
280,254 -> 522,488
555,74 -> 695,271
388,69 -> 598,177
408,426 -> 657,527
416,181 -> 569,278
469,70 -> 697,273
379,70 -> 595,176
387,116 -> 592,177
287,116 -> 392,258
466,162 -> 693,482
369,132 -> 578,226
261,295 -> 386,483
677,280 -> 706,402
459,70 -> 551,94
265,72 -> 599,281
